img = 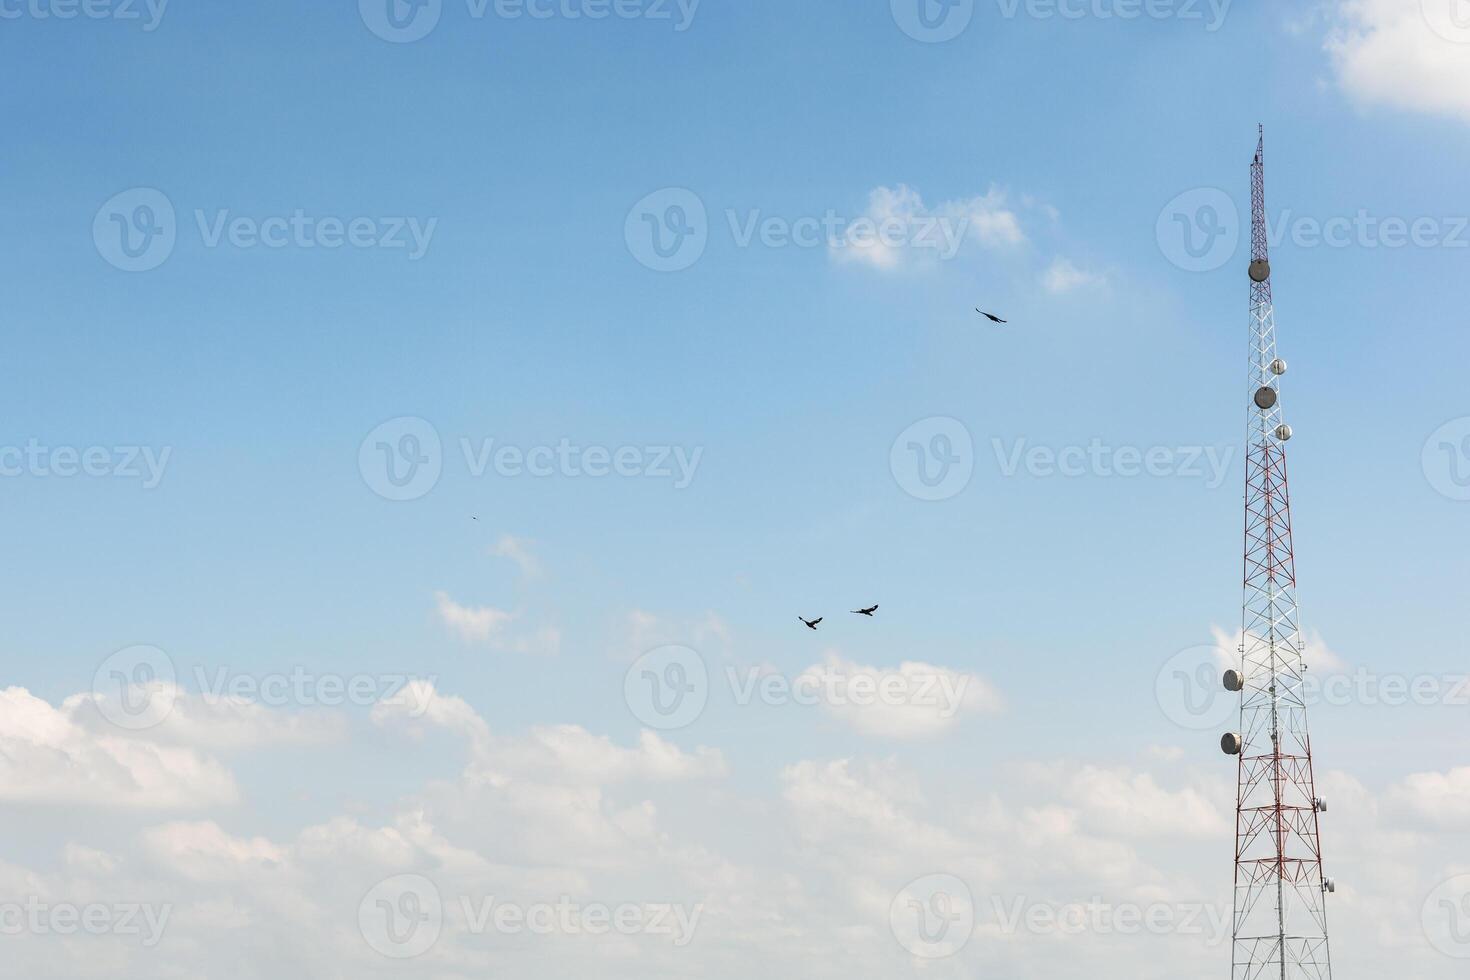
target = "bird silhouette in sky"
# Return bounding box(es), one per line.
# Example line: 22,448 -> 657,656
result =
976,309 -> 1007,324
851,605 -> 879,617
799,617 -> 823,631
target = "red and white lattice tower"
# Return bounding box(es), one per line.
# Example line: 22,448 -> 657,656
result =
1220,127 -> 1335,979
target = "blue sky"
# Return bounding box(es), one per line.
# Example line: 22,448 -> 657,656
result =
2,1 -> 1470,977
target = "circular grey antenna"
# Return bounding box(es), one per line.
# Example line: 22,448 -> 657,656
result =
1249,259 -> 1271,283
1270,358 -> 1288,376
1221,732 -> 1244,756
1254,386 -> 1278,410
1276,424 -> 1293,442
1222,669 -> 1245,692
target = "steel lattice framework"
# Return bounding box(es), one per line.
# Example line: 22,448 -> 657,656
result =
1228,128 -> 1334,980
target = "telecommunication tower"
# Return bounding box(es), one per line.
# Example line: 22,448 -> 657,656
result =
1219,127 -> 1335,979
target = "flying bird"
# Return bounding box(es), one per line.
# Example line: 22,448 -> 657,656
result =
852,605 -> 879,617
976,309 -> 1007,324
799,616 -> 823,631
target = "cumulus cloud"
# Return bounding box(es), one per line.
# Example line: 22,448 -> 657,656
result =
1208,624 -> 1346,671
1326,0 -> 1470,124
374,680 -> 724,784
434,591 -> 515,643
490,535 -> 543,579
830,184 -> 1026,271
1041,256 -> 1106,293
1387,766 -> 1470,830
1056,765 -> 1231,839
434,591 -> 560,655
141,821 -> 290,882
613,608 -> 731,662
794,653 -> 1003,739
0,687 -> 239,809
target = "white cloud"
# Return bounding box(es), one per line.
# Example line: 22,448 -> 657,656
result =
1388,766 -> 1470,830
1326,0 -> 1470,124
795,653 -> 1003,739
1208,624 -> 1346,671
490,535 -> 543,579
434,591 -> 560,655
1041,256 -> 1105,293
507,625 -> 562,657
374,680 -> 724,785
480,726 -> 727,784
434,591 -> 515,643
613,608 -> 731,662
373,679 -> 489,747
1057,765 -> 1231,839
67,687 -> 345,751
141,821 -> 290,882
0,687 -> 238,809
830,184 -> 1025,271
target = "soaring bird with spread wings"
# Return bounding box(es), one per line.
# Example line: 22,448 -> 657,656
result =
852,605 -> 879,617
799,616 -> 823,631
